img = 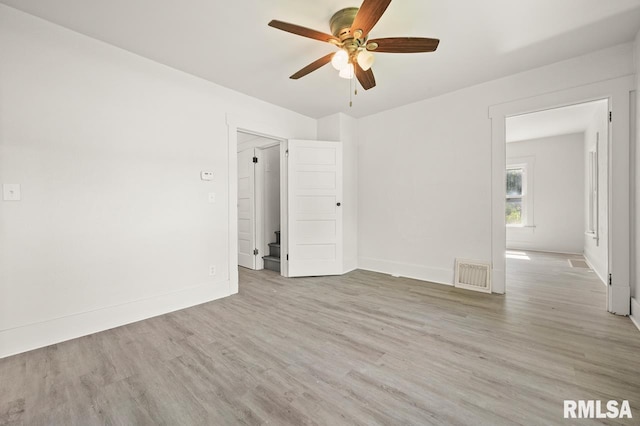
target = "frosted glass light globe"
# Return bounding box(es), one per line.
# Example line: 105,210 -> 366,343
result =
357,49 -> 375,71
339,63 -> 354,79
331,50 -> 349,70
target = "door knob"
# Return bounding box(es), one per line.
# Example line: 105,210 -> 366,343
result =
336,202 -> 341,206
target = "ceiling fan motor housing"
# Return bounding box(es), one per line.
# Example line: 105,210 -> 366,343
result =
330,8 -> 359,41
330,7 -> 369,61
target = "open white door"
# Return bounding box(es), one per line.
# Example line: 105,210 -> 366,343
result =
238,148 -> 256,269
287,140 -> 343,277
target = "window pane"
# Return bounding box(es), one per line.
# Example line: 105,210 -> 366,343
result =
506,169 -> 523,196
506,199 -> 522,225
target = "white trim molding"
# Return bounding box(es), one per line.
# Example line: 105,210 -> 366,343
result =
0,281 -> 230,359
583,254 -> 607,286
358,256 -> 454,286
489,75 -> 634,316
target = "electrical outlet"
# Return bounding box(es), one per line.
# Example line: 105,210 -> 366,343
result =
209,265 -> 216,276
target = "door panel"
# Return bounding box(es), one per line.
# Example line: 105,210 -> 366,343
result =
261,145 -> 281,266
288,140 -> 343,277
238,148 -> 256,269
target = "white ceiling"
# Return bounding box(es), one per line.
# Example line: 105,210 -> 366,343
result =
506,99 -> 607,143
2,0 -> 640,118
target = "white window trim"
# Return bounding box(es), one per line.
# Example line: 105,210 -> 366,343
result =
506,156 -> 535,228
586,134 -> 599,244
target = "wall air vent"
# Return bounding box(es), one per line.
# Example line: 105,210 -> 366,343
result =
568,259 -> 589,269
454,259 -> 492,293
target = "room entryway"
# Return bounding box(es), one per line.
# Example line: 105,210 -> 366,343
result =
237,131 -> 283,273
503,99 -> 610,308
236,131 -> 344,278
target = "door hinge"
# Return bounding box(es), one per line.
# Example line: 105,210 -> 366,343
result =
252,156 -> 258,164
609,111 -> 612,122
286,254 -> 289,260
285,149 -> 289,157
253,248 -> 259,256
608,273 -> 612,286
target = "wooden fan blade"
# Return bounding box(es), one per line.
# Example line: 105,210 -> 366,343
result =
268,20 -> 339,44
350,0 -> 392,36
355,63 -> 376,90
368,37 -> 440,53
290,53 -> 334,79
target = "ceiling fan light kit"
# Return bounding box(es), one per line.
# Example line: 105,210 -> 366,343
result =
268,0 -> 440,105
331,49 -> 349,70
339,63 -> 355,79
356,49 -> 375,71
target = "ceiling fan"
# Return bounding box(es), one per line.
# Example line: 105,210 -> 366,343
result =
268,0 -> 440,91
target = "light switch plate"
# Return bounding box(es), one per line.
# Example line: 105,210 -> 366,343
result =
3,184 -> 21,201
201,171 -> 214,181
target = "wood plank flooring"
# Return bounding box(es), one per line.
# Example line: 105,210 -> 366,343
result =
2,251 -> 639,425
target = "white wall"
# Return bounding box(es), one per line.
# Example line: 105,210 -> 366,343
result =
506,133 -> 585,254
340,115 -> 359,273
583,103 -> 610,283
0,5 -> 315,358
358,42 -> 634,286
317,113 -> 359,273
317,114 -> 341,141
632,29 -> 640,325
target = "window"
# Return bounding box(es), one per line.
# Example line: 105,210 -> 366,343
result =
587,146 -> 598,238
505,156 -> 534,227
506,167 -> 525,225
587,151 -> 597,233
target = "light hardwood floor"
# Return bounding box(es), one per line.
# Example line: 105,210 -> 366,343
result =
1,251 -> 639,425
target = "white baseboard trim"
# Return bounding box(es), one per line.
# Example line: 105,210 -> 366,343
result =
343,258 -> 358,275
0,281 -> 231,359
631,298 -> 640,333
506,246 -> 583,256
358,256 -> 453,287
583,255 -> 607,286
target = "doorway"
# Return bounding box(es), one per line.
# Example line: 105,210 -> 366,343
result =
227,117 -> 347,294
237,131 -> 284,274
489,76 -> 633,316
235,133 -> 345,277
504,99 -> 609,306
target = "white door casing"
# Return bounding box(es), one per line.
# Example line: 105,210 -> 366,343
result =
287,140 -> 343,277
488,76 -> 632,315
237,148 -> 256,269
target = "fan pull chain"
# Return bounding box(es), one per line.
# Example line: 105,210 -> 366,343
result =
349,75 -> 353,107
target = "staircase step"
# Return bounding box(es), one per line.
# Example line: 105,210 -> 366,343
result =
268,243 -> 280,258
263,256 -> 281,273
